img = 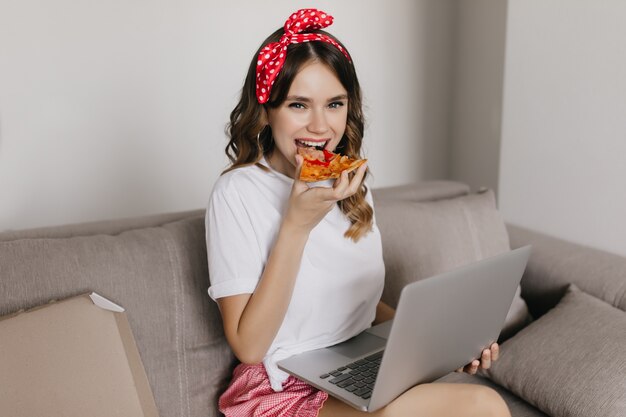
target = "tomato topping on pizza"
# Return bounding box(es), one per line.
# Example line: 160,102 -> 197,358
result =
297,146 -> 366,182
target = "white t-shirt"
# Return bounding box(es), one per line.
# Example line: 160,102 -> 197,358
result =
205,157 -> 385,391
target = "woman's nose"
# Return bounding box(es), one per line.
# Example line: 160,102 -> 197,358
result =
307,109 -> 329,134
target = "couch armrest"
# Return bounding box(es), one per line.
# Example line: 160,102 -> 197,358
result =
506,224 -> 626,319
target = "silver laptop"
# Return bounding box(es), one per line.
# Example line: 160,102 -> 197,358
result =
277,245 -> 531,412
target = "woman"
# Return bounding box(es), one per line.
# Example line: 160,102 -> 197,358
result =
206,8 -> 510,417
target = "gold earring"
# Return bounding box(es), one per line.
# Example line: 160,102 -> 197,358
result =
257,125 -> 270,144
256,128 -> 265,153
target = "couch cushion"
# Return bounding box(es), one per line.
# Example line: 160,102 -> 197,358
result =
507,224 -> 626,318
484,284 -> 626,417
374,189 -> 530,341
0,211 -> 233,417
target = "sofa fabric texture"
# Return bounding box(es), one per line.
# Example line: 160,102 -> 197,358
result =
507,224 -> 626,317
373,189 -> 530,341
0,212 -> 233,417
485,284 -> 626,417
1,181 -> 623,417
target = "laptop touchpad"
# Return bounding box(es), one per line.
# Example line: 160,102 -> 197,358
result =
327,332 -> 386,359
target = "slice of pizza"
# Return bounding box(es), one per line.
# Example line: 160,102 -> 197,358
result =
297,146 -> 367,182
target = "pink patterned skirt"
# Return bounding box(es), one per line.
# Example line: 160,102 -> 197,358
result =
219,363 -> 329,417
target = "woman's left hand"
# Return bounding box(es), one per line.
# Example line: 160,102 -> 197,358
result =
455,342 -> 499,375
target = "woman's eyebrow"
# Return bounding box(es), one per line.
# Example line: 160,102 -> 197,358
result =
286,95 -> 312,102
328,94 -> 348,102
286,94 -> 348,102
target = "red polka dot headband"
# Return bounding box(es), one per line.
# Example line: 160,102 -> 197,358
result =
255,8 -> 351,104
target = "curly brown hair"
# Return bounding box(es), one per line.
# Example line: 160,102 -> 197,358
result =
224,27 -> 373,242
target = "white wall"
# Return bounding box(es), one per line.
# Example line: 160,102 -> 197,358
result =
498,0 -> 626,256
449,0 -> 507,193
0,0 -> 455,231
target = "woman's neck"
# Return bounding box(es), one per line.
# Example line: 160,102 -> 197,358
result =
266,151 -> 295,179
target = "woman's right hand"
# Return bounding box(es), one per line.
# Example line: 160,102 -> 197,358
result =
283,154 -> 368,234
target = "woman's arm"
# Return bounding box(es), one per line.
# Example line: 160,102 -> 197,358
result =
218,159 -> 368,364
218,222 -> 309,364
373,300 -> 396,325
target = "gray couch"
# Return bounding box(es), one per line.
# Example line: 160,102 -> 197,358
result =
2,181 -> 625,417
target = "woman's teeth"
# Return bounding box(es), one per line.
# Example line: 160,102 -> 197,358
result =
296,139 -> 326,148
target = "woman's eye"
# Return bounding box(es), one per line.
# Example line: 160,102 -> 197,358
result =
288,102 -> 305,109
329,101 -> 345,109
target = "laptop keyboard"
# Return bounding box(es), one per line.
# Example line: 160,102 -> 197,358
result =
319,350 -> 383,399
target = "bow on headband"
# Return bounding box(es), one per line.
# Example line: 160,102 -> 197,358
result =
255,8 -> 351,104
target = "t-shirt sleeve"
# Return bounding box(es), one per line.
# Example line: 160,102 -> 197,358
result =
205,182 -> 264,301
